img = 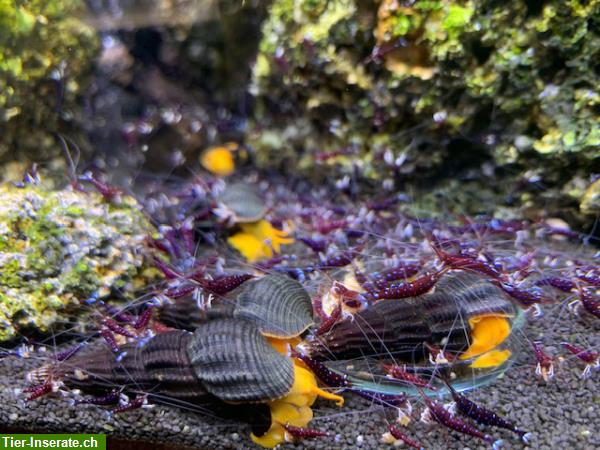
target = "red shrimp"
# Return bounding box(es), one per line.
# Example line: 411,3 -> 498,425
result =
388,425 -> 424,449
382,364 -> 436,390
531,341 -> 554,381
561,342 -> 599,378
314,303 -> 342,336
24,381 -> 56,402
430,239 -> 504,279
362,269 -> 446,302
283,424 -> 329,440
419,390 -> 503,449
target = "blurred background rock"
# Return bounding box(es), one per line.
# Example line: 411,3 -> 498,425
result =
249,0 -> 600,228
1,0 -> 598,232
0,0 -> 98,164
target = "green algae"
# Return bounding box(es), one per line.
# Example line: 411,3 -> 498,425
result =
249,0 -> 600,224
0,184 -> 155,342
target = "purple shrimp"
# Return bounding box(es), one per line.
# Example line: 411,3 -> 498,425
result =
103,318 -> 135,339
371,262 -> 421,289
133,306 -> 154,330
298,237 -> 328,253
492,281 -> 548,308
577,288 -> 600,319
195,273 -> 254,295
53,343 -> 86,362
76,390 -> 121,406
445,381 -> 531,442
420,391 -> 503,449
111,395 -> 147,414
535,277 -> 575,292
292,351 -> 350,392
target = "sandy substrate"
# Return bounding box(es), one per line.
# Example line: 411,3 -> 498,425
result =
1,301 -> 598,450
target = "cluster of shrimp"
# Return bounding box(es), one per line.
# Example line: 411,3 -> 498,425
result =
10,168 -> 599,448
109,176 -> 600,440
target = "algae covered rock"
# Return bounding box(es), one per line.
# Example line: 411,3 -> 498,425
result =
0,0 -> 99,162
249,0 -> 599,223
0,183 -> 155,342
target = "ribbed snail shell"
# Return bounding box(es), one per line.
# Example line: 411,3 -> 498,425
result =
231,274 -> 314,338
158,295 -> 206,331
424,271 -> 515,334
160,274 -> 315,338
306,272 -> 515,361
186,315 -> 294,403
218,182 -> 267,223
33,329 -> 274,434
58,331 -> 209,403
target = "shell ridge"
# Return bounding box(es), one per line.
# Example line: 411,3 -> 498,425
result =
187,316 -> 294,402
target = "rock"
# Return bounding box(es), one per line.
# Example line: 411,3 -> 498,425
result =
249,0 -> 600,227
0,183 -> 157,342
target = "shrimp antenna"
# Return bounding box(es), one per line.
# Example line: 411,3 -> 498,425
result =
54,132 -> 80,183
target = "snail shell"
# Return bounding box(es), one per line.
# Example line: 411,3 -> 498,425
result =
68,316 -> 296,404
36,329 -> 274,434
187,314 -> 294,403
58,331 -> 209,403
158,295 -> 206,331
159,274 -> 315,339
218,182 -> 267,223
230,274 -> 314,338
306,272 -> 515,361
424,271 -> 515,334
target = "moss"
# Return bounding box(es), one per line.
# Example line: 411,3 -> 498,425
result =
0,184 -> 155,342
249,0 -> 600,227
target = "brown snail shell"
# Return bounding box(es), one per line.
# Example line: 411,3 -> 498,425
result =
56,331 -> 209,403
34,330 -> 274,433
187,315 -> 294,403
306,272 -> 515,361
159,274 -> 314,339
158,295 -> 206,331
424,271 -> 515,334
218,182 -> 267,223
231,274 -> 314,338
